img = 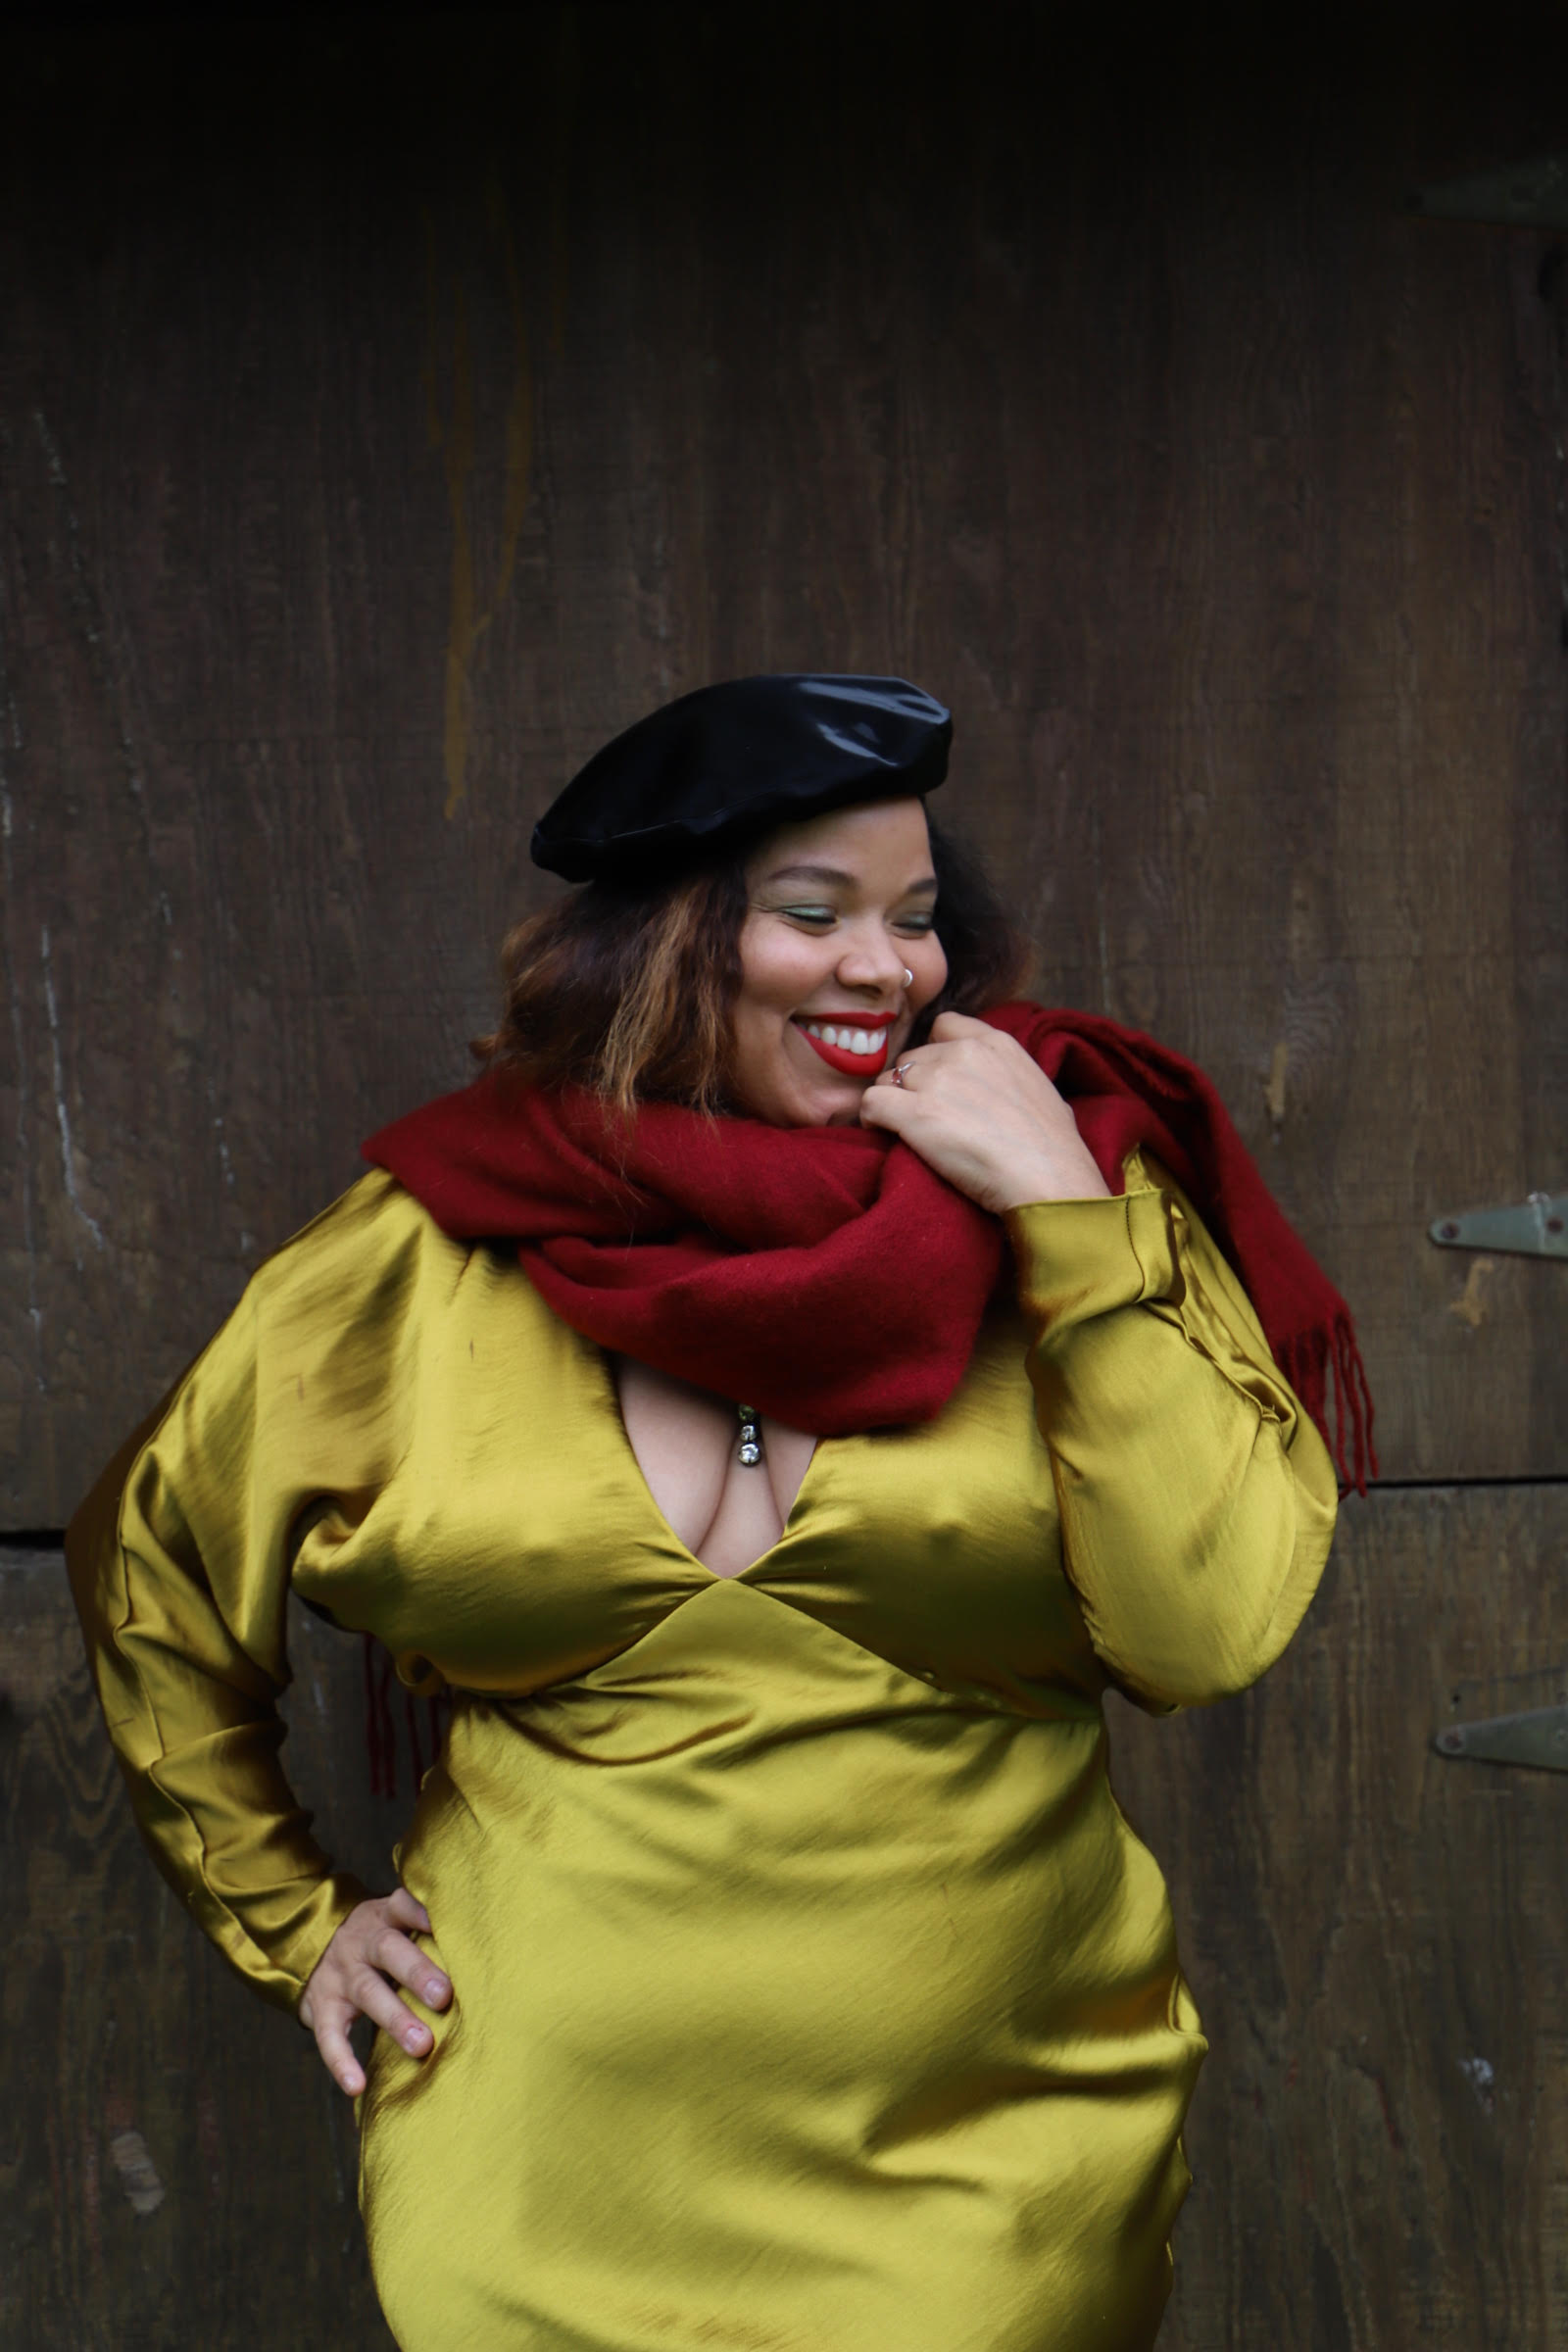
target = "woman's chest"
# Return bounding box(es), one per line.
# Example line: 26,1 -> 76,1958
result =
288,1250 -> 1104,1710
611,1355 -> 818,1579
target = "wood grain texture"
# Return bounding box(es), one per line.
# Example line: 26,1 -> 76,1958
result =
1,1548 -> 400,2351
1110,1484 -> 1568,2351
3,8 -> 1567,1517
11,1488 -> 1568,2346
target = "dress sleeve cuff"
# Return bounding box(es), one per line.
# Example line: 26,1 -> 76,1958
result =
274,1871 -> 372,2015
1003,1184 -> 1182,1345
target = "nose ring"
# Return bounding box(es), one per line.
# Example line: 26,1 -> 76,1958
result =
903,966 -> 913,986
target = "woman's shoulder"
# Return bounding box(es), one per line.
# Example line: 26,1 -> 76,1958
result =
249,1164 -> 446,1271
238,1168 -> 481,1338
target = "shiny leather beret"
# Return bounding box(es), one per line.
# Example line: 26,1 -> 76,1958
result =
530,674 -> 951,883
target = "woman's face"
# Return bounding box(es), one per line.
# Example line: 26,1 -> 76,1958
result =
730,797 -> 950,1127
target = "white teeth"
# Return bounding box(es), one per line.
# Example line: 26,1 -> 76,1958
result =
801,1020 -> 884,1056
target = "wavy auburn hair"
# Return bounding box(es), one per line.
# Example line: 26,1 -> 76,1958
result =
472,812 -> 1032,1116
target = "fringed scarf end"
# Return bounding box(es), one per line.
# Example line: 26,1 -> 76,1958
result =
1280,1317 -> 1378,1498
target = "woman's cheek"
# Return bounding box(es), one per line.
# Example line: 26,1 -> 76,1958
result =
916,944 -> 949,1006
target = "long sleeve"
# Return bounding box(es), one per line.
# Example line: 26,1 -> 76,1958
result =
1004,1148 -> 1339,1710
64,1171 -> 430,2013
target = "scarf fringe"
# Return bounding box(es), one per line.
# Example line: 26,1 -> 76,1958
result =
1279,1316 -> 1378,1498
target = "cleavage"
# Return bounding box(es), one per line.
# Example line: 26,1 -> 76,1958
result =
612,1356 -> 818,1578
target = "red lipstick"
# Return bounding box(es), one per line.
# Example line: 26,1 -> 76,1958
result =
793,1013 -> 895,1079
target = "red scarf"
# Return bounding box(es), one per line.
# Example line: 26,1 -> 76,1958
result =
364,1003 -> 1375,1495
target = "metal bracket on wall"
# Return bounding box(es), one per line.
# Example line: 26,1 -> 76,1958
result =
1407,152 -> 1568,227
1429,1193 -> 1568,1258
1434,1706 -> 1568,1772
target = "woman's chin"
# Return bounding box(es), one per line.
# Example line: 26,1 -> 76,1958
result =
759,1080 -> 873,1129
732,1046 -> 880,1127
808,1076 -> 880,1127
792,1059 -> 876,1122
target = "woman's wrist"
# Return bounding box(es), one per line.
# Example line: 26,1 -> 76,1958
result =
994,1152 -> 1112,1213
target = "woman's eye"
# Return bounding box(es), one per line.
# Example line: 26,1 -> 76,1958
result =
769,904 -> 934,934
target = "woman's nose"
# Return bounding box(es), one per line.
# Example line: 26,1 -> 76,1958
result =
835,927 -> 907,993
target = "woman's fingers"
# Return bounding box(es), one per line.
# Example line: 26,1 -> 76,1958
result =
300,1888 -> 453,2096
310,1989 -> 369,2097
350,1961 -> 437,2056
372,1923 -> 452,2011
858,1080 -> 913,1127
858,1013 -> 1108,1211
387,1885 -> 432,1936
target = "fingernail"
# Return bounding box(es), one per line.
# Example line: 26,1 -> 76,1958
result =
405,2027 -> 427,2051
425,1976 -> 448,2001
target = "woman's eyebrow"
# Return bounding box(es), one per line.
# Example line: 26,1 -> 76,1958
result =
763,862 -> 938,891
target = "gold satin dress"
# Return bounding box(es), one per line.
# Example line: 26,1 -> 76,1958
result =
67,1152 -> 1338,2352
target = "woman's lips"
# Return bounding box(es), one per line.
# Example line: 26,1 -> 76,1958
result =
793,1015 -> 894,1078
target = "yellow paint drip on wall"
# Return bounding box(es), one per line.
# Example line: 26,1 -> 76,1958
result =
1446,1257 -> 1495,1330
1263,1041 -> 1289,1131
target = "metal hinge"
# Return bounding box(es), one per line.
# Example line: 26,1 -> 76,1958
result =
1408,151 -> 1568,228
1429,1192 -> 1568,1259
1434,1706 -> 1568,1773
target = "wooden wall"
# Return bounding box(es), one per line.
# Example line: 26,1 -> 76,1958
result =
4,4 -> 1567,2345
5,3 -> 1566,1514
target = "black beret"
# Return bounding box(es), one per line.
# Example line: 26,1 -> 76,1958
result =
530,673 -> 952,883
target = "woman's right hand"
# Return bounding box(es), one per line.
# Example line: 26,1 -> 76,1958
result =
299,1886 -> 452,2096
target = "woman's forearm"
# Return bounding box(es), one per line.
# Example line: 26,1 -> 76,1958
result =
1006,1161 -> 1339,1709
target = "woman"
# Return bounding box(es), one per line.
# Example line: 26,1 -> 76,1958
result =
68,674 -> 1361,2351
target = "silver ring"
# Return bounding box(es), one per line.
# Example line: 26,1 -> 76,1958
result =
893,1061 -> 914,1088
903,966 -> 913,985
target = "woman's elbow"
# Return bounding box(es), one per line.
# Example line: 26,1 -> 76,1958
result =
1074,1445 -> 1337,1708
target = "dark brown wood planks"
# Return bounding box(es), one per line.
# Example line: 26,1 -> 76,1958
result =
1,1547 -> 398,2350
2,8 -> 1566,1523
1110,1484 -> 1568,2352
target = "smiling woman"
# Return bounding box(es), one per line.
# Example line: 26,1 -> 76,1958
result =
728,800 -> 946,1115
472,786 -> 1028,1118
68,674 -> 1361,2352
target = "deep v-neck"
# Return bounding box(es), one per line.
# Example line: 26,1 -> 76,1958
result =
589,1343 -> 828,1583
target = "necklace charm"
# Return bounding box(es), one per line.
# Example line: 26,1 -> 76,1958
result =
736,1403 -> 765,1467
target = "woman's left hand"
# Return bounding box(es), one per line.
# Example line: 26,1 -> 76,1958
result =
859,1011 -> 1111,1214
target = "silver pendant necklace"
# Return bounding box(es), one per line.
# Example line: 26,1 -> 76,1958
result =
736,1403 -> 765,1467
